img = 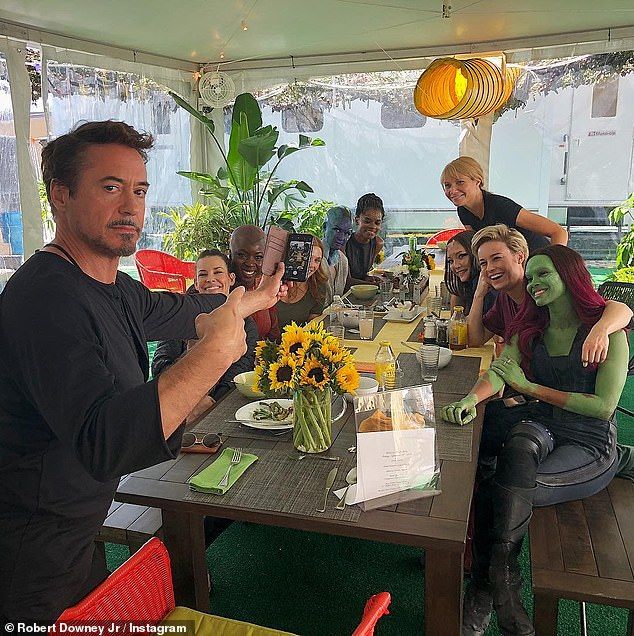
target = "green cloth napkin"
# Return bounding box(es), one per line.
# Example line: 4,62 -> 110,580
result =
189,448 -> 258,495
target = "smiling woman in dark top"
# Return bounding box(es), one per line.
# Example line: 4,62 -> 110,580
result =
345,193 -> 385,283
441,156 -> 568,253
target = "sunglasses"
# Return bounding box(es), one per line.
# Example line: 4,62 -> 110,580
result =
181,432 -> 223,454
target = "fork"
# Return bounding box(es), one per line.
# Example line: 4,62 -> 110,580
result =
218,448 -> 242,487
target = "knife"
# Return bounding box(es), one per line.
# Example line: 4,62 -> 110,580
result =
316,466 -> 338,513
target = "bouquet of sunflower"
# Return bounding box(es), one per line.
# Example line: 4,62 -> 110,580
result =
253,322 -> 360,452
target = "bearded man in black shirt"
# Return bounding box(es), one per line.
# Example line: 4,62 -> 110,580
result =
0,121 -> 286,622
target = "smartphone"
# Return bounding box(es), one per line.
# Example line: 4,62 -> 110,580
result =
284,233 -> 315,282
262,226 -> 288,276
502,395 -> 527,408
262,227 -> 315,282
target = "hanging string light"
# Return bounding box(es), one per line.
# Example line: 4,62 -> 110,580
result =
413,56 -> 522,120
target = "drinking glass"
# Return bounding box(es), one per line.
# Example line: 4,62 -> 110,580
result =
427,295 -> 442,318
330,324 -> 345,344
420,345 -> 440,382
379,278 -> 392,303
358,309 -> 374,340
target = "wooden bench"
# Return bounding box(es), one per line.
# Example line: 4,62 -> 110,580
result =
529,477 -> 634,636
97,500 -> 163,554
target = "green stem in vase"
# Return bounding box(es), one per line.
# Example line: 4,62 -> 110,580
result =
296,393 -> 318,450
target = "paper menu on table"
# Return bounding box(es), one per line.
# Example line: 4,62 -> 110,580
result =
352,384 -> 439,505
355,428 -> 436,502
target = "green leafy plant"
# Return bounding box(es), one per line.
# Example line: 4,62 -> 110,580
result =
169,91 -> 325,228
271,199 -> 334,237
39,181 -> 55,242
608,192 -> 634,271
161,202 -> 237,259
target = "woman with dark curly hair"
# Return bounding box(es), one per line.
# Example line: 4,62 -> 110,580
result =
442,244 -> 629,636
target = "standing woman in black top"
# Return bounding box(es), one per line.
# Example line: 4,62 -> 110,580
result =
345,192 -> 385,283
441,156 -> 567,253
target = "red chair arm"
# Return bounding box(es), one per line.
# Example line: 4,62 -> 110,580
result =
351,592 -> 391,636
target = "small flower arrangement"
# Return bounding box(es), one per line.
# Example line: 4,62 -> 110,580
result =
402,247 -> 435,278
254,322 -> 360,397
253,322 -> 360,453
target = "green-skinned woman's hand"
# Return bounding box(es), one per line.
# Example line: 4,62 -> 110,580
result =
489,357 -> 532,393
441,394 -> 478,425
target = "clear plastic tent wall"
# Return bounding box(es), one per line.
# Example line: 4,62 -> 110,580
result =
42,49 -> 193,253
238,51 -> 633,263
0,52 -> 22,270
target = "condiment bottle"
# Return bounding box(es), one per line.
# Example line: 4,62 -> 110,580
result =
449,306 -> 468,351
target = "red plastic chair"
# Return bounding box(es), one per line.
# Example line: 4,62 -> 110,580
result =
134,249 -> 196,293
56,538 -> 391,635
425,228 -> 464,246
56,538 -> 174,623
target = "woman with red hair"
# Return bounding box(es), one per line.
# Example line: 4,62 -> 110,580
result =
442,245 -> 629,636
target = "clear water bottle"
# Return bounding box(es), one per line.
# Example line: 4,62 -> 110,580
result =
375,341 -> 396,391
449,305 -> 468,351
330,295 -> 344,327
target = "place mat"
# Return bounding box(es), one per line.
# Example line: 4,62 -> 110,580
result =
184,443 -> 361,522
397,352 -> 481,395
322,315 -> 386,341
192,393 -> 350,441
195,416 -> 293,441
407,314 -> 430,342
432,394 -> 474,462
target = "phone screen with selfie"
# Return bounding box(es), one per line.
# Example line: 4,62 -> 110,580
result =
284,233 -> 314,282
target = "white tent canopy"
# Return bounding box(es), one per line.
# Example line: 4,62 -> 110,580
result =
0,1 -> 633,257
1,0 -> 633,73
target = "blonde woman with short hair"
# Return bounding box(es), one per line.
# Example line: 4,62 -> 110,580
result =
441,156 -> 568,252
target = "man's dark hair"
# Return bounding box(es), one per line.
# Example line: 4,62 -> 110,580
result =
41,120 -> 154,208
355,192 -> 384,219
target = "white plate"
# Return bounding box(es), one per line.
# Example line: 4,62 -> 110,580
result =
235,399 -> 294,430
384,307 -> 424,323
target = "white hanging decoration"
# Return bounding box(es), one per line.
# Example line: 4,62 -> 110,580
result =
198,71 -> 236,107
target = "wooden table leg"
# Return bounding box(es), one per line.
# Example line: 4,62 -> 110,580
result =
533,592 -> 558,636
162,510 -> 209,612
425,549 -> 463,636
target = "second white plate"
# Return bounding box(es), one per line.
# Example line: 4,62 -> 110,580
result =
384,307 -> 424,323
235,399 -> 294,430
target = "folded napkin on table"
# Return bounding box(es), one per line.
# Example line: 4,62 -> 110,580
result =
354,361 -> 376,374
188,447 -> 258,495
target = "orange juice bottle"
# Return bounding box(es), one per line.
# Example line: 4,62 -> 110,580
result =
449,306 -> 468,351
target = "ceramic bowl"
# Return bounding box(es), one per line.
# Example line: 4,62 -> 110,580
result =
350,284 -> 379,300
233,371 -> 265,398
415,346 -> 453,369
345,376 -> 379,402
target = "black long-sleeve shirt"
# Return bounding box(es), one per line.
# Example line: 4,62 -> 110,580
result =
0,252 -> 225,621
152,313 -> 257,400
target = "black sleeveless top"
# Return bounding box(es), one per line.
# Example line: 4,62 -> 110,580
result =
345,235 -> 376,280
526,325 -> 613,454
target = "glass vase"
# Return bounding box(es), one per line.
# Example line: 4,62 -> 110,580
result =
293,387 -> 332,453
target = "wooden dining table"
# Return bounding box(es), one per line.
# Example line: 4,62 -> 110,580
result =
116,278 -> 493,635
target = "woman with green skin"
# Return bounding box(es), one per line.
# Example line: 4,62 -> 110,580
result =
442,245 -> 629,636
